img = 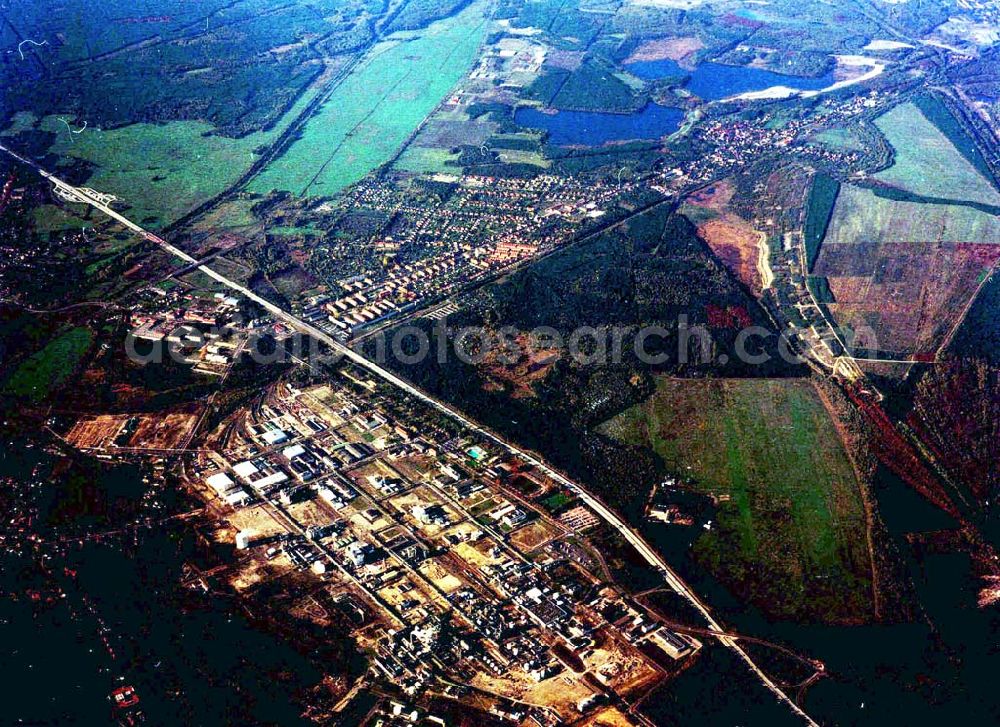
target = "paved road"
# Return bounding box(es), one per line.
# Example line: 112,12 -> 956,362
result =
2,144 -> 819,725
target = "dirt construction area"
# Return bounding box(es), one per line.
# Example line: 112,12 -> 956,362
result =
65,411 -> 198,450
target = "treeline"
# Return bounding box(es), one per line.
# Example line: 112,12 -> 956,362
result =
383,0 -> 473,32
914,92 -> 999,189
803,173 -> 840,272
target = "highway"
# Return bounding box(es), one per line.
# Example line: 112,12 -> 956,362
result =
2,143 -> 819,726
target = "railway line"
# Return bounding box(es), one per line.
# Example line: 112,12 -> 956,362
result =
1,143 -> 819,726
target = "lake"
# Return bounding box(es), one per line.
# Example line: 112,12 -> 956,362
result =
625,58 -> 836,100
514,103 -> 685,146
514,60 -> 839,146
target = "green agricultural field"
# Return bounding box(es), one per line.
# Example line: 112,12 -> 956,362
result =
874,102 -> 1000,207
809,127 -> 864,151
817,181 -> 1000,359
268,226 -> 322,237
823,184 -> 1000,245
31,204 -> 91,235
3,327 -> 94,403
41,117 -> 263,228
914,93 -> 995,180
600,377 -> 874,622
395,146 -> 462,175
250,0 -> 489,197
494,149 -> 550,168
541,492 -> 575,512
4,65 -> 336,228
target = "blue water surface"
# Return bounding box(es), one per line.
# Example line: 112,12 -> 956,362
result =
625,59 -> 835,100
513,103 -> 684,146
515,60 -> 836,146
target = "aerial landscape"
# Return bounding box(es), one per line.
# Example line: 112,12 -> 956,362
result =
1,0 -> 999,724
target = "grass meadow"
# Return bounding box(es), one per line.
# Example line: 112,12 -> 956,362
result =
874,102 -> 1000,207
249,0 -> 489,197
601,377 -> 874,622
823,184 -> 1000,246
3,326 -> 94,404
